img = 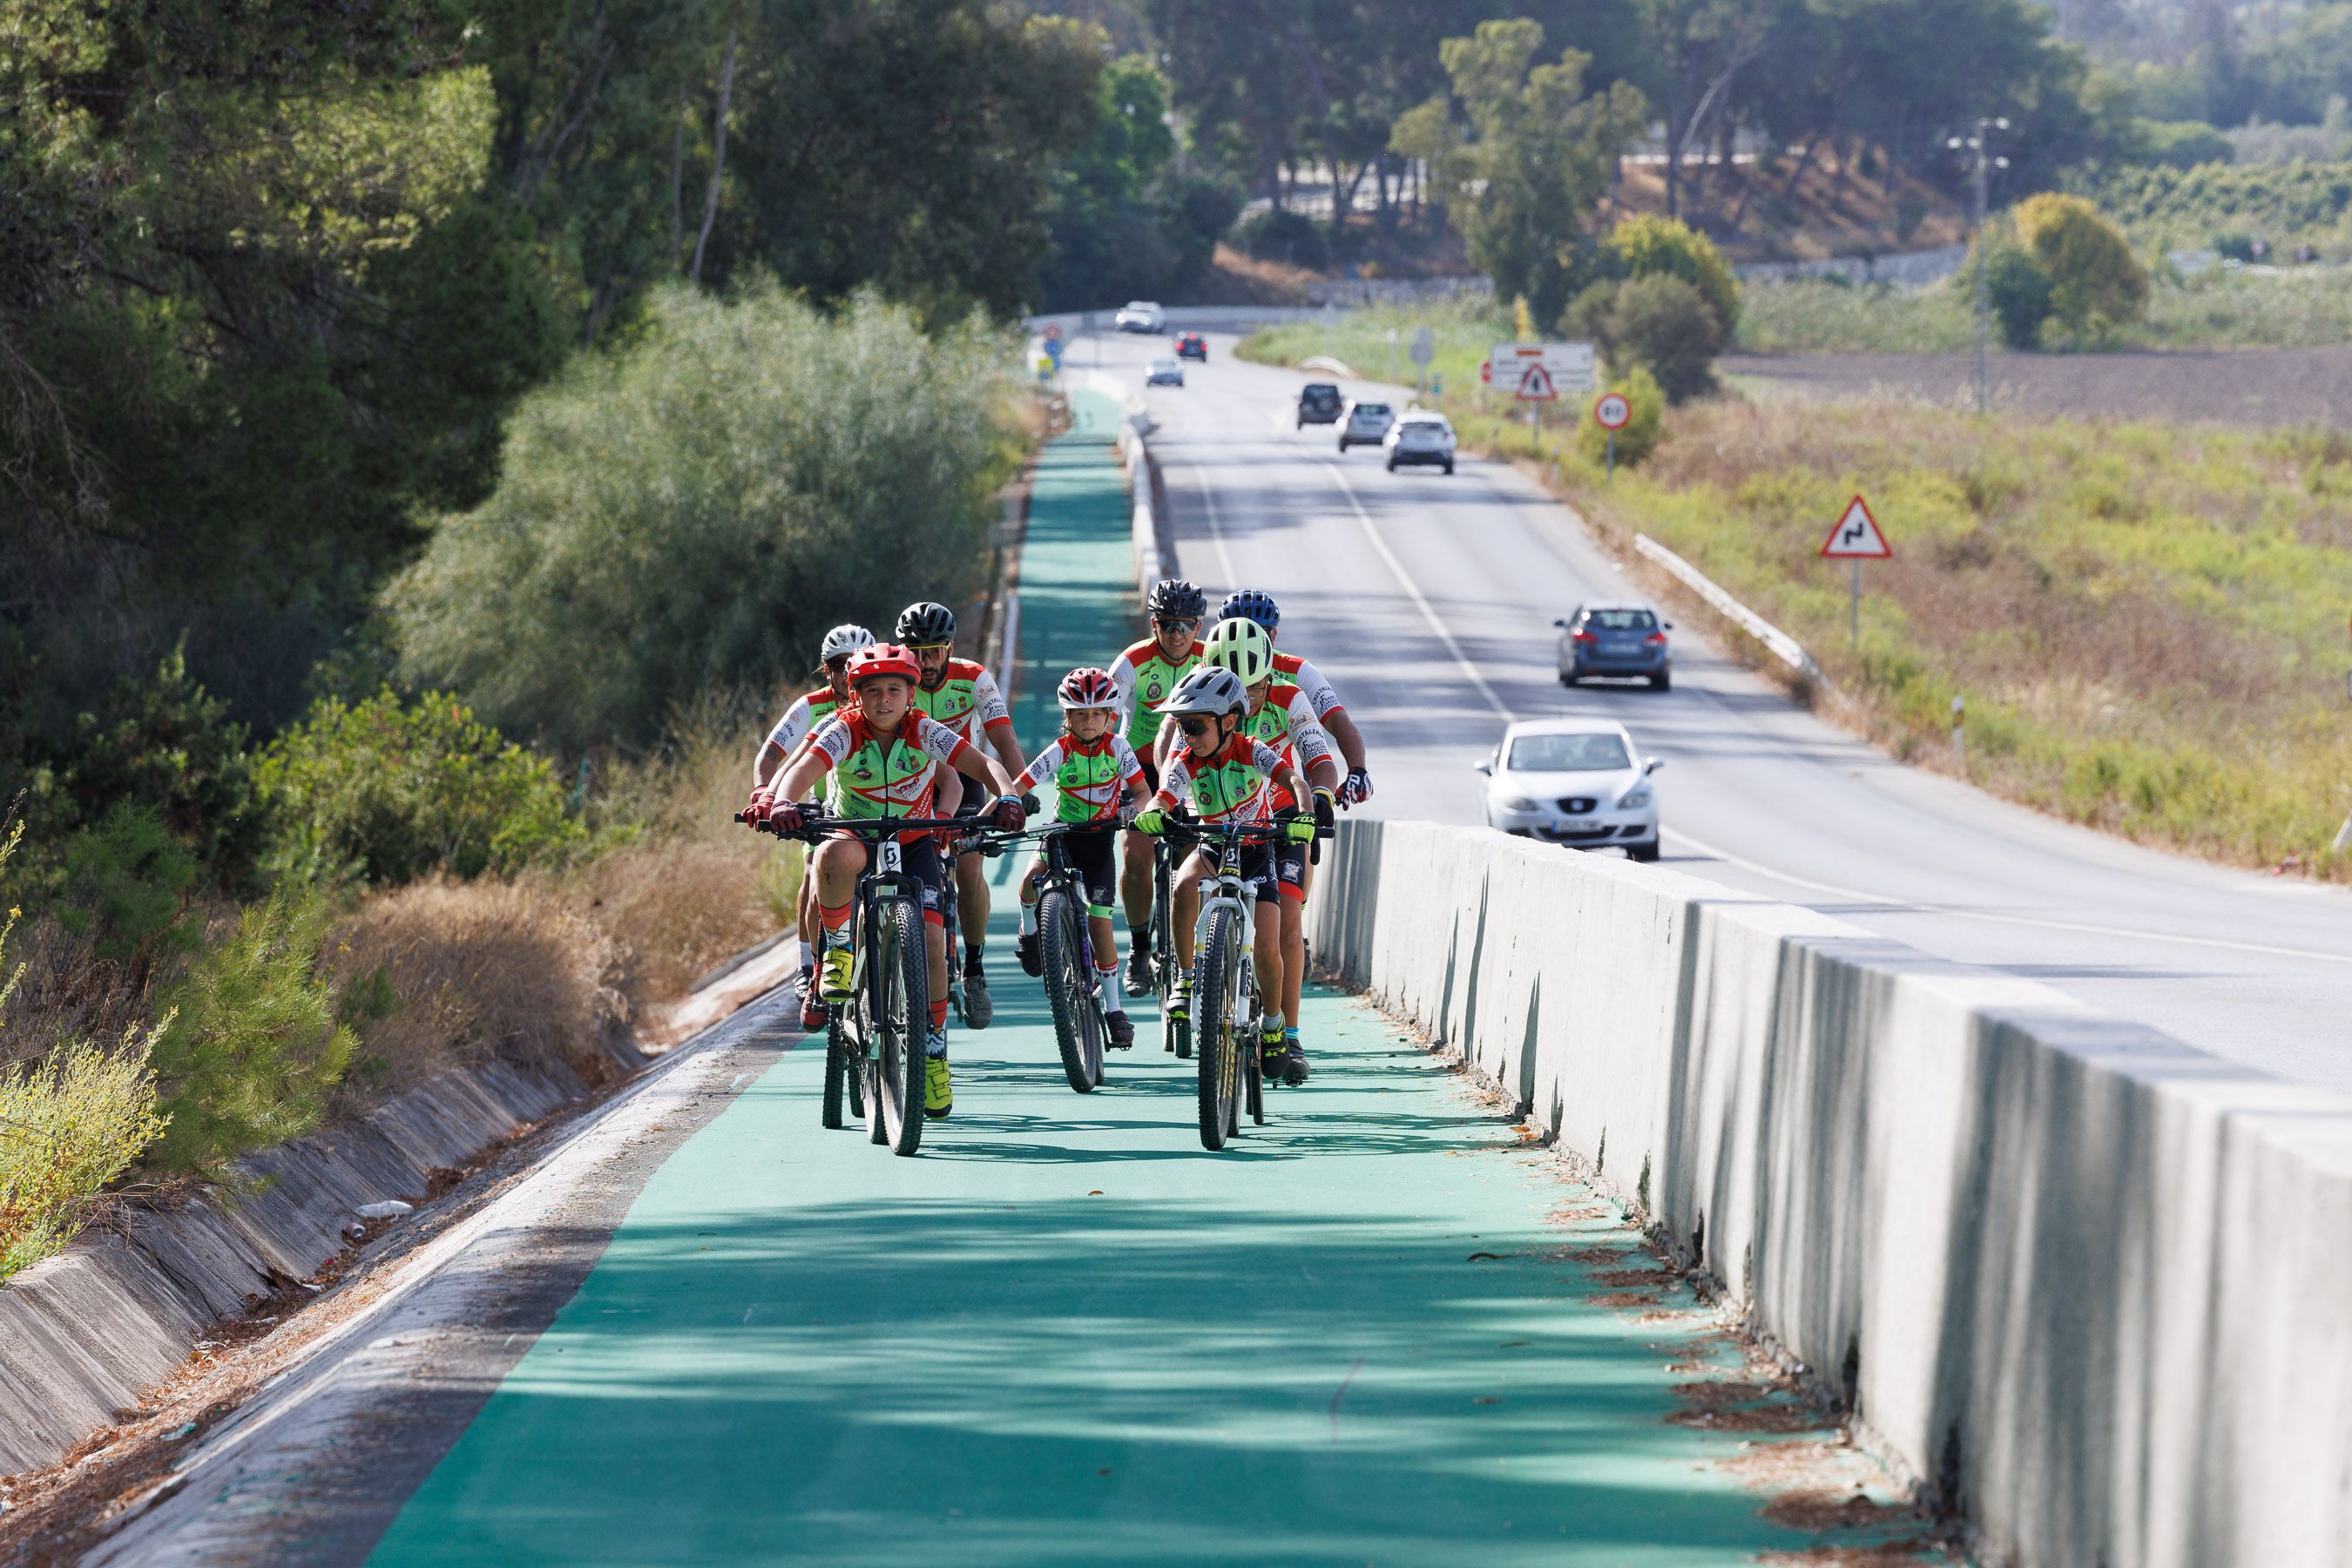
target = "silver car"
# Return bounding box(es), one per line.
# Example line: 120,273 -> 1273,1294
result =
1336,399 -> 1394,452
1146,356 -> 1185,387
1384,412 -> 1456,474
1556,599 -> 1673,690
1476,717 -> 1663,860
1115,301 -> 1166,333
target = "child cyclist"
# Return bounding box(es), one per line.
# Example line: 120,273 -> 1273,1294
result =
1132,666 -> 1318,1085
749,623 -> 873,1032
1190,618 -> 1340,1082
763,644 -> 1025,1119
1010,669 -> 1153,1048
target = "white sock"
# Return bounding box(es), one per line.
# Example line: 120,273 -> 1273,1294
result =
797,940 -> 814,972
1019,901 -> 1037,936
1097,963 -> 1125,1013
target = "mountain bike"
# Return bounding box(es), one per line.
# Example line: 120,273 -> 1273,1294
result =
1025,823 -> 1119,1093
741,812 -> 963,1156
1160,815 -> 1327,1151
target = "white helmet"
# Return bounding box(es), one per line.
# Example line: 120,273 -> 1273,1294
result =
1201,618 -> 1273,685
818,624 -> 875,662
1156,666 -> 1248,718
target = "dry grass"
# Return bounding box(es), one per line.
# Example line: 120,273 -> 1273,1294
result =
1565,393 -> 2352,875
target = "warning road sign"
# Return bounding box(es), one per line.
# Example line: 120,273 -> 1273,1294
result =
1514,362 -> 1559,402
1593,392 -> 1631,429
1820,496 -> 1892,558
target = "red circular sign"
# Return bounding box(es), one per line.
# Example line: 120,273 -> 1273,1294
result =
1043,322 -> 1064,342
1478,359 -> 1490,386
1594,393 -> 1632,430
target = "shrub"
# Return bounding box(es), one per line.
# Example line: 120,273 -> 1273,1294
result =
1232,208 -> 1332,272
54,804 -> 204,971
391,283 -> 1017,750
145,893 -> 355,1173
259,689 -> 585,886
1571,274 -> 1721,402
1957,240 -> 2058,348
1576,366 -> 1666,468
1605,213 -> 1740,334
2013,193 -> 2150,334
2132,118 -> 2234,170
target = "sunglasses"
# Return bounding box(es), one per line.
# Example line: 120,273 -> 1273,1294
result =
1177,715 -> 1218,736
1153,618 -> 1200,632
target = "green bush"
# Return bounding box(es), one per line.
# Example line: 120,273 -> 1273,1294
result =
53,804 -> 205,968
259,689 -> 585,886
1231,208 -> 1332,271
391,282 -> 1017,750
1571,274 -> 1722,402
145,892 -> 355,1174
1604,213 -> 1740,334
1576,366 -> 1666,468
2132,118 -> 2234,170
1958,241 -> 2058,348
2014,193 -> 2150,334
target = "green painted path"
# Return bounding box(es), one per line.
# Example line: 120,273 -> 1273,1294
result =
367,395 -> 1912,1565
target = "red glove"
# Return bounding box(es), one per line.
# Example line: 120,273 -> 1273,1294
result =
767,801 -> 808,835
990,795 -> 1028,832
746,786 -> 777,823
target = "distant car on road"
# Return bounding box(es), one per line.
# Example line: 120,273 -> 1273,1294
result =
1115,301 -> 1166,334
1476,718 -> 1663,860
1336,399 -> 1395,452
1296,382 -> 1343,427
1556,600 -> 1673,690
1146,356 -> 1185,387
1175,331 -> 1208,362
1384,411 -> 1456,474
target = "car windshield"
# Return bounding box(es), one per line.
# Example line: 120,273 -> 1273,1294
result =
1125,301 -> 1155,311
1582,608 -> 1659,632
1508,732 -> 1632,772
1400,419 -> 1445,433
1149,359 -> 1177,370
1303,385 -> 1338,402
1352,404 -> 1390,418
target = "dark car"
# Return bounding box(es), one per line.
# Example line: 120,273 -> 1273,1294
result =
1297,382 -> 1343,427
1175,331 -> 1208,362
1556,600 -> 1673,690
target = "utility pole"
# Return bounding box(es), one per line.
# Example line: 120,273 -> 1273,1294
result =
1950,118 -> 2011,415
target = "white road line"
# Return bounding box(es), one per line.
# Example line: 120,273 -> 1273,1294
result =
1325,463 -> 1514,721
1664,824 -> 2352,966
1190,466 -> 1243,591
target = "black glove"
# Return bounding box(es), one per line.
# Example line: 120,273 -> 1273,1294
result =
1312,787 -> 1335,832
1339,767 -> 1374,807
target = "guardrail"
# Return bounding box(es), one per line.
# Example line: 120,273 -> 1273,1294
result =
1308,818 -> 2352,1568
1632,533 -> 1819,683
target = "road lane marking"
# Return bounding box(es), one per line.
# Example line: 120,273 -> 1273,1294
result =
1664,824 -> 2352,966
1324,463 -> 1514,722
1189,466 -> 1244,591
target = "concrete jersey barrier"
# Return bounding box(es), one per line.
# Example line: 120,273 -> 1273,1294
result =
1308,817 -> 2352,1568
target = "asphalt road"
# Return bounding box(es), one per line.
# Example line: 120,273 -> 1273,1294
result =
1074,326 -> 2352,1097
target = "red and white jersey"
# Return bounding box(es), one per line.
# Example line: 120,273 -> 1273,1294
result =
912,659 -> 1014,748
765,684 -> 848,757
807,710 -> 976,823
1014,733 -> 1147,825
1155,733 -> 1286,825
1272,650 -> 1343,721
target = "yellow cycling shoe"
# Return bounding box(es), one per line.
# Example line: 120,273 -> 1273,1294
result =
924,1057 -> 953,1119
819,945 -> 855,1003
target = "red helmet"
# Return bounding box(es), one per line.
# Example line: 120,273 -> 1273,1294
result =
1058,666 -> 1119,710
846,642 -> 921,686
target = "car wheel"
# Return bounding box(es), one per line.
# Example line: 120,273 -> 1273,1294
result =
1386,458 -> 1398,471
1650,672 -> 1671,692
1337,438 -> 1348,451
1628,839 -> 1660,863
1443,461 -> 1456,475
1558,671 -> 1576,687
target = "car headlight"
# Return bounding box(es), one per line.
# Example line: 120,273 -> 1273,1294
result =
1616,786 -> 1652,811
1499,795 -> 1545,813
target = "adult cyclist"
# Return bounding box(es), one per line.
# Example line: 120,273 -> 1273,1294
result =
1110,578 -> 1206,995
1216,590 -> 1373,807
1193,618 -> 1340,1081
763,644 -> 1025,1119
895,601 -> 1026,1029
1132,666 -> 1318,1087
748,623 -> 871,1031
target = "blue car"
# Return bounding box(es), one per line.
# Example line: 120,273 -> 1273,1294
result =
1556,600 -> 1673,691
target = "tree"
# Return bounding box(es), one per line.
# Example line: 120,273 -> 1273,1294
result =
2012,193 -> 2148,334
1605,214 -> 1740,334
1567,274 -> 1723,401
1402,20 -> 1648,328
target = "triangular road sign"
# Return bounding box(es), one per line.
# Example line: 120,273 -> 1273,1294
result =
1514,362 -> 1558,402
1820,495 -> 1892,558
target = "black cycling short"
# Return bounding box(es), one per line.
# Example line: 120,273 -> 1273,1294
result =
1061,824 -> 1119,912
1274,835 -> 1308,900
833,830 -> 945,915
1179,837 -> 1279,906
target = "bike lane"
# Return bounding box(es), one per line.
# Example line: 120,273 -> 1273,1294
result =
366,390 -> 1923,1565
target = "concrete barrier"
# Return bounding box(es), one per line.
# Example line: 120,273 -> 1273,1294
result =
1309,818 -> 2352,1568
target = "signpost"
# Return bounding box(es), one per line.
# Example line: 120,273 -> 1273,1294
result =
1819,494 -> 1893,645
1409,325 -> 1435,398
1490,341 -> 1596,394
1512,360 -> 1558,453
1593,391 -> 1631,479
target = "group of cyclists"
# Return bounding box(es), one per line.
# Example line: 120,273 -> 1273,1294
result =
740,580 -> 1373,1123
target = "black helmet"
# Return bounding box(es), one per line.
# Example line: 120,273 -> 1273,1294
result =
896,601 -> 956,645
1220,590 -> 1279,633
1146,578 -> 1206,620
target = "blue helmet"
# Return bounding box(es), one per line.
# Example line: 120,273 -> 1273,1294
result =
1219,590 -> 1279,634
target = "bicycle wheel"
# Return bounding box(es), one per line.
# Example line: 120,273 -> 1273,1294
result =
1195,906 -> 1241,1150
1039,885 -> 1101,1094
822,1017 -> 849,1129
1152,853 -> 1183,1056
868,896 -> 929,1156
1244,958 -> 1265,1127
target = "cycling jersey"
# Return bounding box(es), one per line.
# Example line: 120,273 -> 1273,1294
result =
765,685 -> 846,757
912,659 -> 1014,749
808,710 -> 977,838
1242,684 -> 1334,812
1153,734 -> 1285,824
1270,651 -> 1344,721
1014,733 -> 1146,826
1111,636 -> 1203,749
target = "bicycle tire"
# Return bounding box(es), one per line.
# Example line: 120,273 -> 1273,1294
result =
822,1017 -> 849,1129
1152,850 -> 1177,1052
1196,906 -> 1240,1150
869,896 -> 929,1156
1039,886 -> 1101,1093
